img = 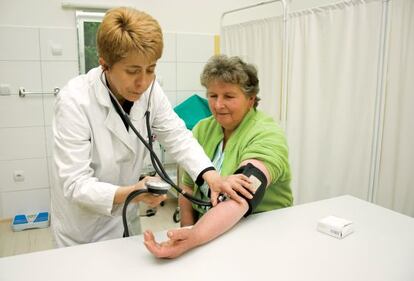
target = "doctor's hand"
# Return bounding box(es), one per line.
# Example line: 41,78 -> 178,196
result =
203,170 -> 253,206
143,228 -> 199,259
133,176 -> 167,208
114,177 -> 166,207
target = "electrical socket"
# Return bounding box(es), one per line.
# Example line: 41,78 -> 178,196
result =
13,170 -> 25,182
0,84 -> 11,96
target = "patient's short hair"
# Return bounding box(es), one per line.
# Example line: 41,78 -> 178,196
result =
97,7 -> 163,66
201,55 -> 260,108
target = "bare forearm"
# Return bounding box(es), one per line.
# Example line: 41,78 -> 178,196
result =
191,199 -> 249,246
113,185 -> 135,204
179,194 -> 196,226
178,184 -> 196,226
144,196 -> 249,258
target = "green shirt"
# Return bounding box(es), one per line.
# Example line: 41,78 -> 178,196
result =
182,109 -> 293,218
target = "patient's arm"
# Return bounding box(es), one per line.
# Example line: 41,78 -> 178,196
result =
144,159 -> 271,259
144,194 -> 248,258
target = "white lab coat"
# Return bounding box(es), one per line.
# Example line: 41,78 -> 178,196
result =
51,67 -> 211,247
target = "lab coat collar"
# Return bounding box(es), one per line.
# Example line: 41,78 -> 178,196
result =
93,68 -> 137,154
94,69 -> 112,109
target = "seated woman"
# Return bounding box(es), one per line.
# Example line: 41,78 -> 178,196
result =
144,55 -> 293,258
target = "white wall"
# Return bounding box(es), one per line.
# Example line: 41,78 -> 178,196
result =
0,25 -> 79,219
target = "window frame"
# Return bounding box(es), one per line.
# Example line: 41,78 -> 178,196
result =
76,11 -> 105,74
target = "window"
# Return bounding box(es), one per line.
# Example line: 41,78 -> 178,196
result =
76,11 -> 104,74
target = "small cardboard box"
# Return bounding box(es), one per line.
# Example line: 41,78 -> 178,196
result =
317,216 -> 354,239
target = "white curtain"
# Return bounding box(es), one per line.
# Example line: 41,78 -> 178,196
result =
221,0 -> 414,216
221,17 -> 284,122
375,0 -> 414,217
286,0 -> 384,204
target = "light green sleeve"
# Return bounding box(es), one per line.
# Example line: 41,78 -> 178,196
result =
181,170 -> 194,187
240,126 -> 289,183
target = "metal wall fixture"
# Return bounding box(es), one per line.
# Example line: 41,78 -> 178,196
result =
19,87 -> 60,97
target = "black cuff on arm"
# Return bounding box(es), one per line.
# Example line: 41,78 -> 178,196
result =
195,166 -> 216,186
234,163 -> 268,217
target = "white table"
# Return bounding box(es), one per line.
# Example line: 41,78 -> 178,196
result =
1,195 -> 413,281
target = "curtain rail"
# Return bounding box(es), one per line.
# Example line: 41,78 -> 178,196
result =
220,0 -> 285,27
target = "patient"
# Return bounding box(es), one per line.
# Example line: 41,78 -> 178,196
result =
144,55 -> 293,258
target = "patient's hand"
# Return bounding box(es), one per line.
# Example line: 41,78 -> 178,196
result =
143,228 -> 199,259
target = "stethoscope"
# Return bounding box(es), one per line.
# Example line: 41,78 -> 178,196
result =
99,70 -> 212,237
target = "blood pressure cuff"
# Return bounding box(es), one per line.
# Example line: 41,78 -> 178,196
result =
234,163 -> 267,217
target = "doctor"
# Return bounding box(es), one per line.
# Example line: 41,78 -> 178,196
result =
51,7 -> 252,247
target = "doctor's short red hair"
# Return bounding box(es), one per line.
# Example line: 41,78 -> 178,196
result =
97,7 -> 163,66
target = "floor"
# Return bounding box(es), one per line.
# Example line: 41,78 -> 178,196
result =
0,196 -> 179,258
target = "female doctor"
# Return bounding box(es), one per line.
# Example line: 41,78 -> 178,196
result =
51,7 -> 252,247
